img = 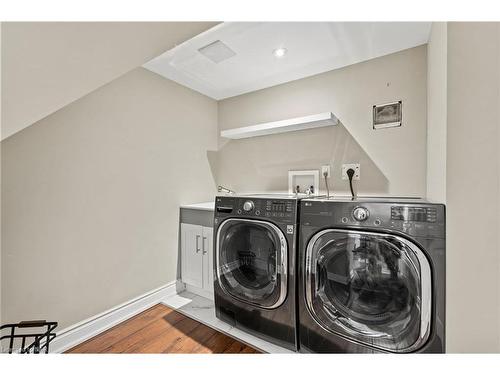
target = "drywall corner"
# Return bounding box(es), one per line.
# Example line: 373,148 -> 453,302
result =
0,21 -> 3,326
426,22 -> 447,203
446,22 -> 500,353
498,22 -> 500,354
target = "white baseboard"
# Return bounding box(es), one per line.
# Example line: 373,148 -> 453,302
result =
50,281 -> 177,353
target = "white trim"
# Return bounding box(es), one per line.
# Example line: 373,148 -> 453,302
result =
220,112 -> 339,140
49,281 -> 177,353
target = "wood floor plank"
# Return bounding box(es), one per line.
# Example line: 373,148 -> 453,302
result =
65,303 -> 260,354
240,345 -> 259,353
67,304 -> 171,353
223,340 -> 249,353
103,311 -> 190,353
168,323 -> 219,353
195,332 -> 237,353
145,318 -> 201,353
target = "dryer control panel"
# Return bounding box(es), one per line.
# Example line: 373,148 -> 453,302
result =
301,199 -> 445,239
215,196 -> 298,224
391,206 -> 437,223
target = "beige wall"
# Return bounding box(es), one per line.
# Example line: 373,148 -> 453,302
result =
446,22 -> 500,352
3,22 -> 500,354
217,46 -> 427,197
1,22 -> 217,140
1,68 -> 218,330
0,22 -> 3,325
426,23 -> 447,203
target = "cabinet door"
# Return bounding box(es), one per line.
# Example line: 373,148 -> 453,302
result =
202,226 -> 214,293
181,223 -> 203,288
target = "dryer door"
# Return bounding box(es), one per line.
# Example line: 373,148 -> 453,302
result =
305,229 -> 432,353
216,219 -> 288,309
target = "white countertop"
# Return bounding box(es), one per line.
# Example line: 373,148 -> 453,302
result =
180,201 -> 215,211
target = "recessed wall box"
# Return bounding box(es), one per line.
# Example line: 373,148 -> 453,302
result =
373,101 -> 402,129
288,170 -> 320,195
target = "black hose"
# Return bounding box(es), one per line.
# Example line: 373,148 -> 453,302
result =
346,168 -> 355,199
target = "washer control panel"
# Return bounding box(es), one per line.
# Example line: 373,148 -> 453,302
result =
242,200 -> 255,212
391,206 -> 437,223
353,207 -> 369,221
301,200 -> 445,239
215,196 -> 297,224
264,200 -> 294,219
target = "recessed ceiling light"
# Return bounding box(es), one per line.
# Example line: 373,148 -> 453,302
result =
273,47 -> 287,58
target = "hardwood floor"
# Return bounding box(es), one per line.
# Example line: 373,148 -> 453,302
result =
66,304 -> 260,354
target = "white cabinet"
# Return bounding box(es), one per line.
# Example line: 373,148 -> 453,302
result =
181,223 -> 214,298
202,226 -> 214,294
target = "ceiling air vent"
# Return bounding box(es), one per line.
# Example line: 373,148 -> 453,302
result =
198,40 -> 236,63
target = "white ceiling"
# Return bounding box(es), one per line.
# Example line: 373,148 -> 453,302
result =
144,22 -> 431,100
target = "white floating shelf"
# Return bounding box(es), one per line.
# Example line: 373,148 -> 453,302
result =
220,112 -> 339,140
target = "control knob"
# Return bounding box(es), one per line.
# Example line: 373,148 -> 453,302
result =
353,207 -> 369,221
243,200 -> 255,212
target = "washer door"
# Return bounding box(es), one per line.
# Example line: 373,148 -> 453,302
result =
305,229 -> 432,353
216,219 -> 288,309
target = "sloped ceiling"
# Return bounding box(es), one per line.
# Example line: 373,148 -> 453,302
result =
144,22 -> 431,100
1,22 -> 218,140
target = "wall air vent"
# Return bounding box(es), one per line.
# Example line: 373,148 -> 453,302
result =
197,40 -> 236,63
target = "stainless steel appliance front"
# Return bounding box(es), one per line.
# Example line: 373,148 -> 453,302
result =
305,229 -> 432,353
298,197 -> 445,353
216,218 -> 288,309
213,195 -> 301,351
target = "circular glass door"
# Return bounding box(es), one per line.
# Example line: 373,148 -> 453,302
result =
305,229 -> 431,353
216,219 -> 287,309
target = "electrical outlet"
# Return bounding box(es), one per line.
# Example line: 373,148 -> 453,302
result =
342,164 -> 360,180
321,165 -> 331,178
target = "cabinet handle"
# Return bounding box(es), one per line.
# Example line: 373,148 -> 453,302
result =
202,236 -> 208,254
196,235 -> 201,252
